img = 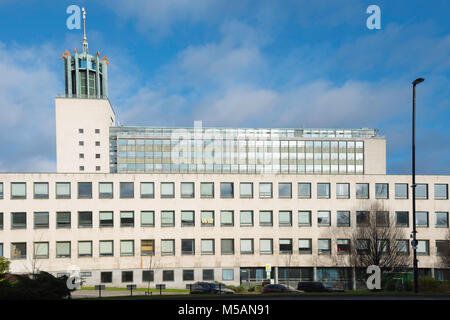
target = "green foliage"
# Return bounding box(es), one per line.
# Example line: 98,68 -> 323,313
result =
247,285 -> 262,293
382,272 -> 412,292
227,285 -> 246,293
0,271 -> 73,299
417,276 -> 450,294
0,257 -> 10,276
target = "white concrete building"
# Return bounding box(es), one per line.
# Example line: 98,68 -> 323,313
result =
0,38 -> 449,289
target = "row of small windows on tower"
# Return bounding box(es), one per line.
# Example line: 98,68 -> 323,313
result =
79,141 -> 101,146
79,128 -> 101,134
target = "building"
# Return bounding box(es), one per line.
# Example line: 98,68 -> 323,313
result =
0,31 -> 449,290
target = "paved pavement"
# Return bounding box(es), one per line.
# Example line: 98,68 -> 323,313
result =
71,289 -> 189,299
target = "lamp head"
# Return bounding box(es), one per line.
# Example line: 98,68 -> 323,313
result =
412,78 -> 425,86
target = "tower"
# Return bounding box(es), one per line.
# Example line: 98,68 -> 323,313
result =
56,8 -> 115,173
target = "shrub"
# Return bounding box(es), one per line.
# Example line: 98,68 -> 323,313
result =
227,285 -> 246,293
417,276 -> 450,294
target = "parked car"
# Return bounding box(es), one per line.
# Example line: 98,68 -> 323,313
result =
190,282 -> 235,294
261,284 -> 303,294
297,281 -> 344,292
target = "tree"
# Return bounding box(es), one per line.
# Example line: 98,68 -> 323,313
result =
437,229 -> 450,270
0,257 -> 10,277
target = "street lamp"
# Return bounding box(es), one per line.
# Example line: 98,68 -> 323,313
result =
411,77 -> 424,294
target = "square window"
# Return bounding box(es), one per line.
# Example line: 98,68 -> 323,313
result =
11,182 -> 26,199
435,212 -> 449,228
120,240 -> 134,256
240,182 -> 253,198
240,211 -> 253,226
337,211 -> 350,227
317,211 -> 331,226
240,239 -> 254,254
122,271 -> 133,283
203,269 -> 214,281
396,240 -> 410,255
56,241 -> 71,258
78,211 -> 92,228
376,211 -> 389,227
415,184 -> 428,199
278,183 -> 292,198
336,183 -> 350,199
201,239 -> 214,255
356,239 -> 369,255
161,182 -> 175,198
141,211 -> 155,227
417,240 -> 429,256
436,240 -> 450,256
298,183 -> 311,199
337,239 -> 350,255
201,211 -> 214,226
99,182 -> 113,198
143,270 -> 154,282
183,270 -> 194,281
77,182 -> 92,199
182,239 -> 195,255
260,239 -> 273,254
395,183 -> 408,199
34,212 -> 49,229
317,183 -> 330,199
101,272 -> 112,283
99,240 -> 114,256
79,141 -> 84,146
356,211 -> 369,226
96,154 -> 100,159
95,129 -> 100,134
395,211 -> 409,227
220,211 -> 234,226
356,183 -> 369,199
161,240 -> 175,255
120,182 -> 134,198
375,183 -> 389,199
222,269 -> 234,281
298,239 -> 312,254
120,211 -> 134,227
181,211 -> 195,226
221,239 -> 234,255
200,182 -> 214,198
11,212 -> 26,229
279,239 -> 293,254
79,166 -> 84,171
141,240 -> 155,256
220,182 -> 234,198
259,182 -> 272,198
298,211 -> 311,227
181,182 -> 195,198
259,211 -> 273,226
99,211 -> 113,227
11,242 -> 27,259
415,211 -> 428,227
95,141 -> 100,146
318,239 -> 331,255
34,242 -> 49,259
163,270 -> 174,281
435,184 -> 448,200
279,211 -> 292,226
34,183 -> 49,199
79,128 -> 84,133
56,182 -> 71,199
161,211 -> 175,227
78,241 -> 92,257
140,182 -> 155,198
79,153 -> 84,159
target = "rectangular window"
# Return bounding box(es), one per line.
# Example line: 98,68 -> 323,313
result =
77,182 -> 92,199
11,212 -> 26,229
395,183 -> 408,199
317,183 -> 330,199
336,183 -> 350,199
11,242 -> 27,259
0,243 -> 3,257
99,182 -> 113,198
161,211 -> 175,227
181,239 -> 195,255
318,239 -> 331,255
377,240 -> 389,254
260,239 -> 273,254
435,212 -> 449,228
259,211 -> 273,226
161,239 -> 175,255
240,239 -> 254,254
140,182 -> 155,198
298,183 -> 311,199
122,271 -> 133,283
78,211 -> 92,228
101,272 -> 112,283
120,240 -> 134,256
375,183 -> 389,199
435,184 -> 448,200
78,241 -> 92,257
415,211 -> 428,227
181,211 -> 195,226
220,182 -> 234,198
0,213 -> 3,230
356,239 -> 369,255
203,269 -> 214,281
220,211 -> 234,226
143,270 -> 154,282
240,211 -> 253,226
221,239 -> 234,255
317,211 -> 331,226
56,212 -> 71,228
34,212 -> 49,229
298,239 -> 312,254
120,182 -> 134,198
239,182 -> 253,198
34,242 -> 49,259
181,182 -> 195,198
183,270 -> 194,281
34,183 -> 49,199
56,241 -> 71,258
278,183 -> 292,198
201,239 -> 214,255
99,211 -> 113,227
356,211 -> 369,226
395,211 -> 409,227
141,211 -> 155,227
279,239 -> 293,254
298,211 -> 311,227
99,240 -> 114,256
120,211 -> 134,227
436,240 -> 450,256
417,240 -> 429,256
222,269 -> 234,281
141,240 -> 155,256
279,211 -> 292,226
376,211 -> 389,227
337,239 -> 350,255
201,211 -> 214,226
56,182 -> 70,199
11,182 -> 26,199
415,184 -> 428,199
200,182 -> 214,198
0,182 -> 3,199
161,182 -> 175,198
163,270 -> 174,281
259,182 -> 272,198
356,183 -> 369,199
337,211 -> 350,227
396,240 -> 410,255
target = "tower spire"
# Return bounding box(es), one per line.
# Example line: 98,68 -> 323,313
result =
82,7 -> 88,53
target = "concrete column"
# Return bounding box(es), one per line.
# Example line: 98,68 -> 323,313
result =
274,266 -> 278,284
74,53 -> 79,97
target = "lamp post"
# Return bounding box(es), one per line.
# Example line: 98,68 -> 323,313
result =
411,77 -> 424,294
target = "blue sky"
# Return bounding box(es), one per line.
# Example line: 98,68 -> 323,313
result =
0,0 -> 449,174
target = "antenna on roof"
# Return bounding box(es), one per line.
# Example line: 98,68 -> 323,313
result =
82,7 -> 88,53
